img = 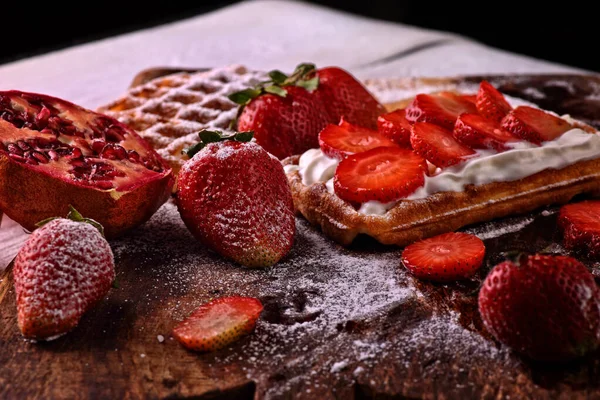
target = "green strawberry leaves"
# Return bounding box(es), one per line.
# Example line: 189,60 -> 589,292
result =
35,205 -> 105,237
227,88 -> 262,106
227,62 -> 320,107
184,130 -> 254,158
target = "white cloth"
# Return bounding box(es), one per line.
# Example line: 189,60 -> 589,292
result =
0,0 -> 583,110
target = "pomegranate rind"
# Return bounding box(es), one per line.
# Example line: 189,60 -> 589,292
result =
0,90 -> 174,238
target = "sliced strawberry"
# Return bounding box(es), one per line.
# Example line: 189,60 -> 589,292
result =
476,80 -> 512,122
410,122 -> 476,168
501,106 -> 573,144
439,91 -> 476,105
454,113 -> 518,151
460,94 -> 477,104
401,232 -> 485,281
173,296 -> 264,352
558,200 -> 600,257
405,93 -> 477,129
319,117 -> 398,160
377,109 -> 412,147
333,146 -> 426,203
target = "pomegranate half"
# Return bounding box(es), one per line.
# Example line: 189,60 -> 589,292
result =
0,90 -> 174,238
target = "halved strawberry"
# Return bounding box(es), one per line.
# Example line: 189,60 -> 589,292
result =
173,296 -> 264,352
410,122 -> 476,168
558,200 -> 600,257
319,117 -> 398,160
454,113 -> 518,151
401,232 -> 485,281
476,80 -> 512,122
377,109 -> 412,147
405,93 -> 477,129
333,146 -> 426,203
501,106 -> 573,144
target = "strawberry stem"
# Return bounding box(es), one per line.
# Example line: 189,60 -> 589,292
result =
35,205 -> 105,236
227,62 -> 320,128
183,130 -> 254,158
501,250 -> 527,266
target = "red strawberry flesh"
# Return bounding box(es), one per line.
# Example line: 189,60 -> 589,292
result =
454,113 -> 518,151
377,109 -> 412,147
476,80 -> 512,122
478,254 -> 600,361
173,296 -> 263,352
315,66 -> 385,129
405,93 -> 477,129
558,200 -> 600,257
333,146 -> 426,204
401,232 -> 485,281
410,122 -> 476,168
236,86 -> 331,159
319,118 -> 398,159
501,105 -> 573,144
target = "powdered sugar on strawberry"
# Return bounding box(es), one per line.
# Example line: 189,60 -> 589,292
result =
14,218 -> 115,340
177,140 -> 295,268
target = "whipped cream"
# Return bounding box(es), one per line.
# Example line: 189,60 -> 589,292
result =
289,128 -> 600,216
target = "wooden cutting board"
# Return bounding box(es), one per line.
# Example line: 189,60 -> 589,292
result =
2,73 -> 600,399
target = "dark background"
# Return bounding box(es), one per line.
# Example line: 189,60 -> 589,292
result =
1,1 -> 597,72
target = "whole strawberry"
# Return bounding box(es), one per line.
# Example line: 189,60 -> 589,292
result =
177,130 -> 295,268
230,64 -> 330,159
13,206 -> 115,340
478,253 -> 600,362
315,66 -> 385,129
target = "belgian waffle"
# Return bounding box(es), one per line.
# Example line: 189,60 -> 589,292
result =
283,86 -> 600,247
98,65 -> 267,174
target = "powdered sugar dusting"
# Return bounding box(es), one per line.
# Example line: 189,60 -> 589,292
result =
13,219 -> 115,337
464,216 -> 535,240
100,65 -> 268,172
109,202 -> 518,395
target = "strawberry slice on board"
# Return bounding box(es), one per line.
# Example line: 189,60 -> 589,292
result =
476,80 -> 513,122
405,92 -> 477,129
558,200 -> 600,257
333,146 -> 427,204
501,105 -> 573,145
319,117 -> 398,160
172,296 -> 264,352
377,108 -> 413,148
454,113 -> 519,151
410,122 -> 476,168
401,232 -> 486,281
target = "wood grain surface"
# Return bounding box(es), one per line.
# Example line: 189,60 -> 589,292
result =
2,73 -> 600,400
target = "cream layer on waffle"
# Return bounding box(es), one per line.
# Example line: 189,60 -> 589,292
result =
284,107 -> 600,247
98,65 -> 267,174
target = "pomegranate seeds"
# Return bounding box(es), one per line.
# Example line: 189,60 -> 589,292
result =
0,90 -> 174,238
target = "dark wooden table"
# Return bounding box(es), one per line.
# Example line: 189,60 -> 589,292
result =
2,74 -> 600,399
